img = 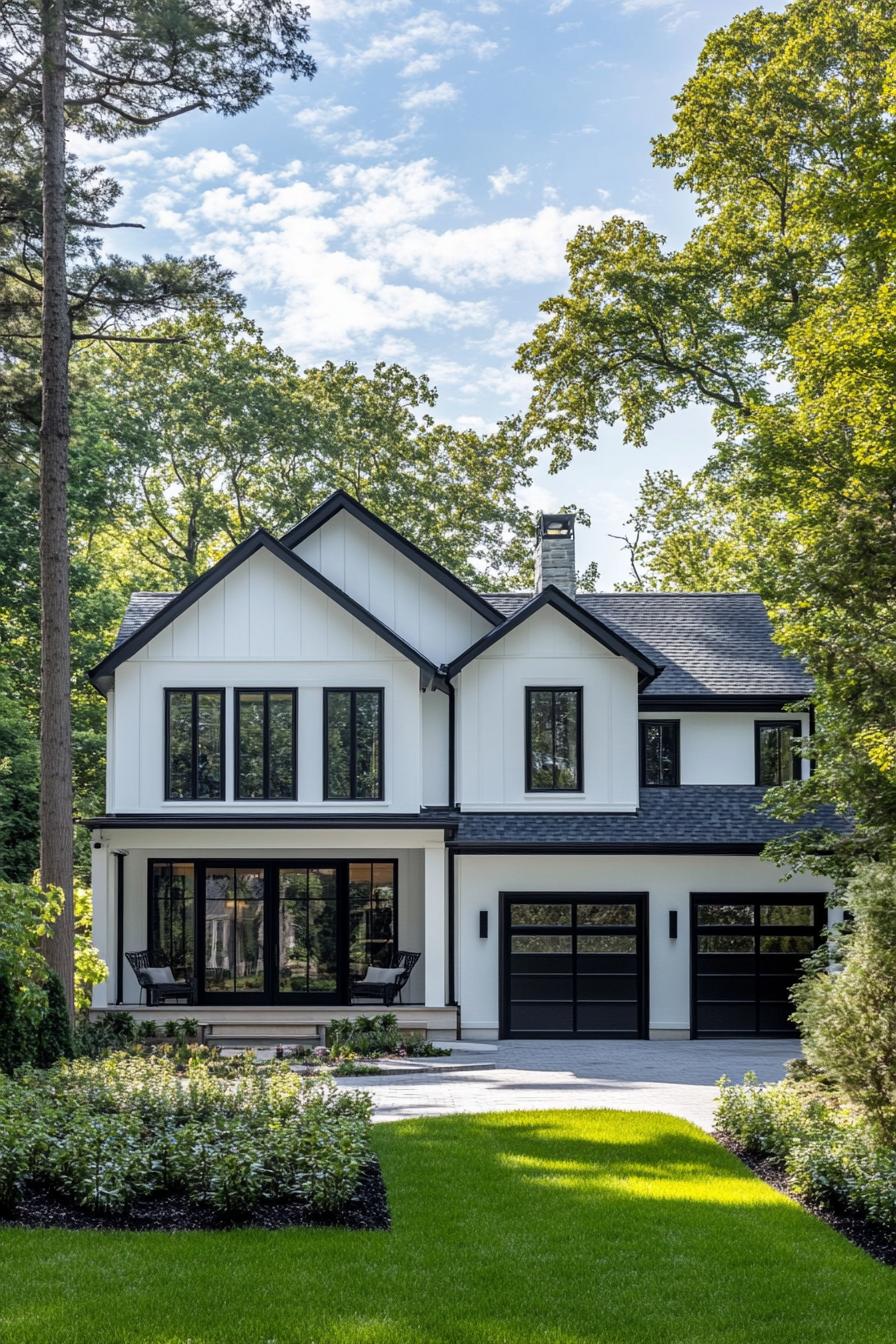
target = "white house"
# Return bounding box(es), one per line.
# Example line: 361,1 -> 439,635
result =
85,491 -> 844,1042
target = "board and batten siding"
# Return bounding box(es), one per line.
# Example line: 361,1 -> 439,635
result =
293,509 -> 492,665
637,711 -> 812,786
455,605 -> 640,812
109,547 -> 432,813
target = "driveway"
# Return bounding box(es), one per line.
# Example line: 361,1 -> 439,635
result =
343,1038 -> 797,1130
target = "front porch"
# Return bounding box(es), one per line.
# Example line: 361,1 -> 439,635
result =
89,823 -> 453,1038
89,1002 -> 460,1044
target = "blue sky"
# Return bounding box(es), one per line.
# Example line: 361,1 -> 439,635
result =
73,0 -> 771,585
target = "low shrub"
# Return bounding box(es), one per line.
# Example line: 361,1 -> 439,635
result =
716,1073 -> 896,1233
0,1051 -> 372,1218
325,1014 -> 449,1060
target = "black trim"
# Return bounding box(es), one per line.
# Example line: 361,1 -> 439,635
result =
114,850 -> 126,1005
640,695 -> 807,711
279,489 -> 504,628
323,688 -> 385,802
234,688 -> 298,801
447,585 -> 662,684
82,812 -> 456,833
447,848 -> 456,1005
90,529 -> 443,693
499,891 -> 648,1039
754,719 -> 802,785
525,686 -> 584,793
164,689 -> 226,802
689,892 -> 827,1038
147,858 -> 196,990
640,719 -> 680,787
447,680 -> 456,807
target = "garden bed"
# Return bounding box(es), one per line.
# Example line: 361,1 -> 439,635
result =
0,1157 -> 389,1233
715,1132 -> 896,1267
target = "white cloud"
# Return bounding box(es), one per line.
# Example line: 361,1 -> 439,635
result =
401,81 -> 459,111
293,100 -> 355,132
337,158 -> 461,231
548,0 -> 573,13
310,0 -> 411,19
401,51 -> 443,77
382,204 -> 636,289
333,10 -> 496,72
162,148 -> 240,181
618,0 -> 697,29
488,164 -> 528,196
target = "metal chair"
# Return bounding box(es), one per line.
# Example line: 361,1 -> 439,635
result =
351,950 -> 421,1007
125,951 -> 194,1006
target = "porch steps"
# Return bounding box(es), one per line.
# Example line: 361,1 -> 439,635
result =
91,1003 -> 459,1044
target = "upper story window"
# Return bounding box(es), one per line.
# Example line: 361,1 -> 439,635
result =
526,687 -> 582,792
755,721 -> 801,785
640,720 -> 680,787
165,689 -> 224,800
235,689 -> 297,800
324,689 -> 384,801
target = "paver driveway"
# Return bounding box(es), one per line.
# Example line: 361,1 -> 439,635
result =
344,1038 -> 797,1129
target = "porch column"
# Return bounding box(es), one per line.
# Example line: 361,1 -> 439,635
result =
90,841 -> 110,1008
423,843 -> 447,1007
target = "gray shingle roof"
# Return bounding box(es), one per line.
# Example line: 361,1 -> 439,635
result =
482,592 -> 812,699
434,786 -> 847,849
114,593 -> 177,648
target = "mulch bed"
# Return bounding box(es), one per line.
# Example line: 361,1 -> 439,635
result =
0,1156 -> 390,1233
715,1131 -> 896,1267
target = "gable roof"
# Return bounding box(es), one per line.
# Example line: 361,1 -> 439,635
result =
90,530 -> 445,694
446,585 -> 663,685
484,592 -> 812,701
280,489 -> 504,627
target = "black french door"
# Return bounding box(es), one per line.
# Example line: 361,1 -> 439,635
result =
194,859 -> 397,1005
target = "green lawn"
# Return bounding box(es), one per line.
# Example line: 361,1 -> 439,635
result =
1,1109 -> 894,1343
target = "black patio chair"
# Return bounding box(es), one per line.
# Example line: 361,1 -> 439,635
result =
351,950 -> 420,1007
126,950 -> 194,1006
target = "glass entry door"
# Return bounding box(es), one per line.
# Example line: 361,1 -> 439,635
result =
277,866 -> 340,1001
203,865 -> 266,998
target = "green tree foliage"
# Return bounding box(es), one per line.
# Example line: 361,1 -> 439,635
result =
518,0 -> 896,871
792,863 -> 896,1143
73,308 -> 541,590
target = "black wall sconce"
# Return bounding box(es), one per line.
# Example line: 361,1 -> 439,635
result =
479,910 -> 489,939
669,910 -> 678,940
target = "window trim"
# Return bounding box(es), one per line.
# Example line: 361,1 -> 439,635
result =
639,719 -> 681,788
754,719 -> 802,786
323,687 -> 385,802
525,686 -> 584,794
147,859 -> 196,983
233,687 -> 298,801
164,688 -> 226,802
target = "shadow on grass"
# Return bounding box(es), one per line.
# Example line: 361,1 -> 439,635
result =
0,1109 -> 894,1344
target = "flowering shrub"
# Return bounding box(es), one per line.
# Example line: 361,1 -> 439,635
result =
716,1072 -> 896,1233
0,1050 -> 372,1217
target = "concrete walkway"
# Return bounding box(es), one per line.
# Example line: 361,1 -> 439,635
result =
341,1038 -> 798,1130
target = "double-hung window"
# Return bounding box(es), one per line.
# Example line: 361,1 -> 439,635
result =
526,687 -> 583,792
324,689 -> 384,801
235,689 -> 297,800
640,720 -> 680,787
755,721 -> 801,785
165,690 -> 224,800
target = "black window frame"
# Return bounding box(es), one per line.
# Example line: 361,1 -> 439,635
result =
525,686 -> 584,794
164,688 -> 226,801
233,687 -> 298,801
640,719 -> 680,788
754,720 -> 802,786
323,687 -> 385,802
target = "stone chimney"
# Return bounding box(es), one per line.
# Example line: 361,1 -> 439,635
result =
535,514 -> 576,597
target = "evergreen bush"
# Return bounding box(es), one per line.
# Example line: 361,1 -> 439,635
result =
35,971 -> 73,1067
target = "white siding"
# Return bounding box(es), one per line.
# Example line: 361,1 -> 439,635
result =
421,690 -> 450,805
294,510 -> 492,664
638,711 -> 812,786
111,549 -> 434,813
455,852 -> 834,1036
455,606 -> 639,811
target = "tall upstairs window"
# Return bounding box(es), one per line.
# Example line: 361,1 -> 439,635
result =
165,690 -> 224,800
526,687 -> 583,792
235,690 -> 297,800
640,721 -> 680,787
755,721 -> 802,785
324,689 -> 384,801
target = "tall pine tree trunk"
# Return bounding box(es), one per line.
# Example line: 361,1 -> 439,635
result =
39,0 -> 74,1015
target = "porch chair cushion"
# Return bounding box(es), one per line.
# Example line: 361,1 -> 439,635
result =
142,965 -> 176,985
358,966 -> 402,985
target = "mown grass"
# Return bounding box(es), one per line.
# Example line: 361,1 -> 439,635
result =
1,1108 -> 894,1343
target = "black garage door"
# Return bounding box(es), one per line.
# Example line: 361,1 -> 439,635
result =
690,895 -> 827,1038
501,893 -> 647,1039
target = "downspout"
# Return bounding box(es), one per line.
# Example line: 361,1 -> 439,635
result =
447,847 -> 456,1008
